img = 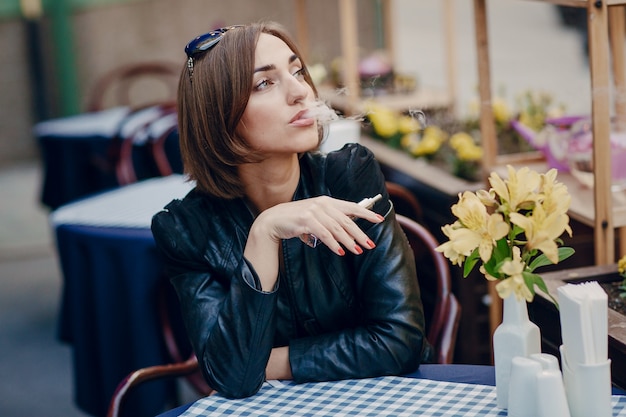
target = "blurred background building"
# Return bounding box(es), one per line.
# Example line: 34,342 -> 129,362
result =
0,0 -> 593,166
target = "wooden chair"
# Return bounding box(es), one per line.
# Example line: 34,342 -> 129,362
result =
385,181 -> 424,224
87,61 -> 180,112
111,102 -> 177,185
149,112 -> 180,177
106,280 -> 213,417
384,181 -> 459,362
395,214 -> 461,364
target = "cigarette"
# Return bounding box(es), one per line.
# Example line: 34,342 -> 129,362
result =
357,194 -> 383,210
301,194 -> 383,248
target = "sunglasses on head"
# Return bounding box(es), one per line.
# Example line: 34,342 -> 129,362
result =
185,25 -> 243,80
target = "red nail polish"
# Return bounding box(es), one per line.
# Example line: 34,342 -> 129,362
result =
338,248 -> 346,256
367,239 -> 376,249
354,245 -> 363,254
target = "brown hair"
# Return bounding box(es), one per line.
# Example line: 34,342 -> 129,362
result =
177,21 -> 318,199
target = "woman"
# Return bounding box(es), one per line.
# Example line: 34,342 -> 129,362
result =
151,21 -> 433,399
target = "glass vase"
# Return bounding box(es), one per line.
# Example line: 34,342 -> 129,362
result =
493,294 -> 541,409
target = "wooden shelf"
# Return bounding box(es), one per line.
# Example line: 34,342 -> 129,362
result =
473,0 -> 626,266
360,136 -> 483,196
318,85 -> 452,116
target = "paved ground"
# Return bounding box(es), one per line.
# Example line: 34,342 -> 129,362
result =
0,2 -> 597,416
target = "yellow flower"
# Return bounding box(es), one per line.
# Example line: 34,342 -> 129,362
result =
457,144 -> 483,161
489,165 -> 541,214
404,126 -> 446,157
402,132 -> 442,157
437,222 -> 469,266
398,115 -> 421,134
493,247 -> 534,302
619,256 -> 626,276
423,126 -> 448,144
509,203 -> 571,264
365,102 -> 398,138
449,191 -> 509,262
449,132 -> 474,150
449,132 -> 483,162
539,169 -> 571,218
492,97 -> 511,125
476,189 -> 497,207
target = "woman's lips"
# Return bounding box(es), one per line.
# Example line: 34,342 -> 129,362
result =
290,110 -> 315,127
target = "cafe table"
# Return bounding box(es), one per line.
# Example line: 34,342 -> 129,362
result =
36,106 -> 182,210
51,174 -> 195,417
156,364 -> 626,417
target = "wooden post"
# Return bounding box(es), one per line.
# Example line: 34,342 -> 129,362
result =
443,0 -> 458,117
588,0 -> 614,265
294,0 -> 310,62
473,0 -> 497,170
473,0 -> 501,344
609,6 -> 626,258
339,0 -> 360,115
382,0 -> 395,65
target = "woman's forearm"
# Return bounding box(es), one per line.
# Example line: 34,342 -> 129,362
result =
266,346 -> 292,380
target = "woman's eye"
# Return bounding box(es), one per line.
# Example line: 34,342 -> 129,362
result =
293,68 -> 306,79
254,78 -> 272,91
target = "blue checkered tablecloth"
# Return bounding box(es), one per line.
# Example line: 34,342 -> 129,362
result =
180,376 -> 626,416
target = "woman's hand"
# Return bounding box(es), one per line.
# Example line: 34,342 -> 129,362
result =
243,196 -> 384,291
256,195 -> 384,256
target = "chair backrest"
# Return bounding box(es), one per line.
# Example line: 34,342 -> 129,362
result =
395,214 -> 461,364
385,181 -> 424,224
106,278 -> 213,417
110,102 -> 177,186
87,61 -> 180,112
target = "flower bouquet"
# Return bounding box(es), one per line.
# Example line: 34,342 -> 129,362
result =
435,165 -> 575,304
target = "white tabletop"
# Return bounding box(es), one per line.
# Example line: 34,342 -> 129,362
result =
50,174 -> 195,229
34,107 -> 130,138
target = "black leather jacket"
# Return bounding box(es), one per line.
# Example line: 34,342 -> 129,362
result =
151,144 -> 432,399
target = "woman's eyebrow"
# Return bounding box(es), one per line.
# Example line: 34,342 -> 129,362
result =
254,54 -> 301,73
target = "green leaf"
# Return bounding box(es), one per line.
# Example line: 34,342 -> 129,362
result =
557,247 -> 575,262
482,256 -> 502,279
511,224 -> 525,239
463,249 -> 480,278
527,254 -> 551,272
491,238 -> 511,263
527,247 -> 575,272
523,271 -> 558,307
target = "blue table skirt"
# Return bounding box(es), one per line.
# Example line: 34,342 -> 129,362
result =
56,223 -> 184,417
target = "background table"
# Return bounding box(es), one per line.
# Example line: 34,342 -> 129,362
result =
51,175 -> 195,417
36,106 -> 182,210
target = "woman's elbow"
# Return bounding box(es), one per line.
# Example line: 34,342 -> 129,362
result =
201,363 -> 265,399
392,328 -> 425,373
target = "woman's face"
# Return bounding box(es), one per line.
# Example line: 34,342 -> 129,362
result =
236,33 -> 318,155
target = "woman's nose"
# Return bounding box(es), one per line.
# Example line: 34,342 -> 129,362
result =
286,76 -> 309,104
